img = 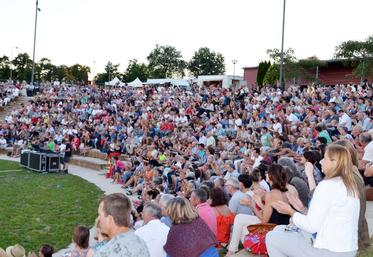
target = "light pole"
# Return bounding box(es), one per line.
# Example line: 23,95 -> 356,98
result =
232,60 -> 238,87
10,46 -> 18,82
279,0 -> 286,91
31,0 -> 40,85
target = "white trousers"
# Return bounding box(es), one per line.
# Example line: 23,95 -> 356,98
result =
266,225 -> 357,257
228,214 -> 261,252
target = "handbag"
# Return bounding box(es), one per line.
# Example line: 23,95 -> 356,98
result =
243,223 -> 276,256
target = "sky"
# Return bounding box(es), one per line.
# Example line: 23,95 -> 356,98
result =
1,0 -> 373,79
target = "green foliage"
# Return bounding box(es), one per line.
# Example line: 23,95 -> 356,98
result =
147,44 -> 186,78
0,55 -> 11,80
37,58 -> 55,82
335,34 -> 373,80
123,59 -> 149,82
0,160 -> 102,252
265,48 -> 328,84
188,47 -> 225,76
11,53 -> 33,82
95,61 -> 121,85
263,64 -> 280,85
266,48 -> 296,64
256,61 -> 271,85
69,64 -> 90,84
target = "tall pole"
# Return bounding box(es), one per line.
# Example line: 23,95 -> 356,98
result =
31,0 -> 39,85
279,0 -> 286,91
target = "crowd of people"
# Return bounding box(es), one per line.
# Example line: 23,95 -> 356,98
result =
0,82 -> 22,107
1,81 -> 373,256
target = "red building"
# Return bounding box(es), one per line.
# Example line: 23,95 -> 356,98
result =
243,60 -> 371,87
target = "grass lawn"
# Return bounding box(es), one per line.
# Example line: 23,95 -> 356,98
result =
0,160 -> 103,252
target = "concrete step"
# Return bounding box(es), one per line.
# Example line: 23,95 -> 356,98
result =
0,96 -> 32,122
68,156 -> 109,171
76,149 -> 131,162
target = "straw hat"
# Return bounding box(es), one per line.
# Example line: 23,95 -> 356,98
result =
6,245 -> 25,257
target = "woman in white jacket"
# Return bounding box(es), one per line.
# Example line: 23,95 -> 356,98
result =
266,144 -> 360,257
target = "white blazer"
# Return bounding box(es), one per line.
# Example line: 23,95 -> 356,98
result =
293,177 -> 360,252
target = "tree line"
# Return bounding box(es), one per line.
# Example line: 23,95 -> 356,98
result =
0,45 -> 226,84
1,35 -> 372,85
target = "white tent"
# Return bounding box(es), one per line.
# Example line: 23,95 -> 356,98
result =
105,77 -> 125,86
127,78 -> 144,88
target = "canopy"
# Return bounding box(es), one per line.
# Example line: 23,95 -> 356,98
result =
127,78 -> 144,87
105,77 -> 125,86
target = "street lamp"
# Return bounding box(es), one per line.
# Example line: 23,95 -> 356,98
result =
31,0 -> 40,85
10,46 -> 18,82
279,0 -> 286,91
232,60 -> 238,87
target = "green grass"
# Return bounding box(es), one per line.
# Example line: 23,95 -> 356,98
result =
0,160 -> 103,252
359,240 -> 373,257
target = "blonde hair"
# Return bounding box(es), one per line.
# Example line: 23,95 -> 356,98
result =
325,144 -> 359,197
166,197 -> 198,224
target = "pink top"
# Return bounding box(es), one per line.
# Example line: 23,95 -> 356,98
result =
115,160 -> 125,170
196,202 -> 217,236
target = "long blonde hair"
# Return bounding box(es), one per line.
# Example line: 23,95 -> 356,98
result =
325,144 -> 359,197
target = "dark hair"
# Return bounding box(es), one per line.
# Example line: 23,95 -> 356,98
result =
40,245 -> 54,257
316,137 -> 327,145
210,188 -> 228,207
100,193 -> 132,227
193,188 -> 208,203
238,174 -> 253,188
268,164 -> 288,192
251,169 -> 261,182
73,225 -> 90,249
147,188 -> 160,199
303,150 -> 321,164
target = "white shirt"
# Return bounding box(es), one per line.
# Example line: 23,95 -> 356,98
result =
339,113 -> 352,131
135,219 -> 170,257
362,141 -> 373,162
273,122 -> 283,135
287,113 -> 299,125
293,177 -> 359,252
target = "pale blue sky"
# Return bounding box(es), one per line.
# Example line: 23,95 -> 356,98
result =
1,0 -> 372,78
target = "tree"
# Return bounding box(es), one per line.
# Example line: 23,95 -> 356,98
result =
263,64 -> 280,85
256,61 -> 271,86
53,65 -> 73,82
265,48 -> 301,84
335,35 -> 373,81
12,53 -> 33,82
0,55 -> 11,81
95,61 -> 120,85
147,44 -> 186,78
37,58 -> 56,82
123,59 -> 149,82
188,47 -> 225,76
70,64 -> 90,84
